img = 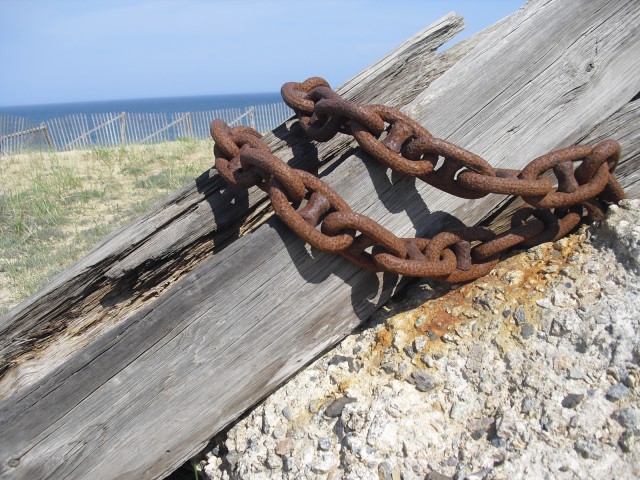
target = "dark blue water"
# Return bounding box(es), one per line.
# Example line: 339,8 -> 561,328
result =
0,92 -> 282,125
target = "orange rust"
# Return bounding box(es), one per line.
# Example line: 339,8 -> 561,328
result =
426,310 -> 460,336
376,328 -> 393,349
361,232 -> 589,378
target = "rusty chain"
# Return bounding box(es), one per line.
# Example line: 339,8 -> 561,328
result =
210,76 -> 626,283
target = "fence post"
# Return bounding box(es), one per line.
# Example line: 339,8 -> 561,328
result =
41,123 -> 54,149
185,112 -> 193,138
248,107 -> 255,130
120,112 -> 126,146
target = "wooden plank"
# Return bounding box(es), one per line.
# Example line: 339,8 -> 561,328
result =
133,112 -> 142,143
484,98 -> 640,233
120,113 -> 126,145
583,99 -> 640,197
93,113 -> 103,146
102,113 -> 109,146
66,115 -> 77,150
68,115 -> 77,150
197,111 -> 206,138
139,113 -> 145,143
46,118 -> 59,150
134,112 -> 143,143
0,124 -> 47,142
58,116 -> 69,149
126,112 -> 134,144
78,115 -> 86,148
160,113 -> 166,142
54,116 -> 68,150
195,111 -> 205,139
78,114 -> 89,149
107,113 -> 116,146
0,12 -> 468,477
2,1 -> 640,477
155,113 -> 162,142
156,113 -> 163,142
71,115 -> 78,149
93,113 -> 101,146
192,111 -> 200,139
42,123 -> 53,149
143,113 -> 149,142
109,113 -> 117,146
185,112 -> 192,139
0,11 -> 468,398
147,113 -> 154,143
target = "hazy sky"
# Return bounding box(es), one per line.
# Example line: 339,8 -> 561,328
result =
0,1 -> 524,107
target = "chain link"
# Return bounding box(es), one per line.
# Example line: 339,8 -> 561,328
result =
211,77 -> 626,282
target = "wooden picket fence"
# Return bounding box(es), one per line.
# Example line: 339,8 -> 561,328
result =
0,102 -> 293,156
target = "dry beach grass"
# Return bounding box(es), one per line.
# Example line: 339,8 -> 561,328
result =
0,140 -> 214,314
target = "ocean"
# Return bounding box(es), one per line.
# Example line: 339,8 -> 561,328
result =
0,92 -> 283,125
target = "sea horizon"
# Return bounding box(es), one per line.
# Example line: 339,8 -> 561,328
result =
0,91 -> 283,126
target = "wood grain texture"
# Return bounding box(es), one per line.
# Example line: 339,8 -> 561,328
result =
1,0 -> 639,478
581,99 -> 640,198
402,0 -> 640,232
0,13 -> 471,399
484,97 -> 640,233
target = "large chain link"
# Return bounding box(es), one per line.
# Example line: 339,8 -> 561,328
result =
210,77 -> 626,282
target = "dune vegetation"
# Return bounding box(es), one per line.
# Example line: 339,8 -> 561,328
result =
0,139 -> 214,314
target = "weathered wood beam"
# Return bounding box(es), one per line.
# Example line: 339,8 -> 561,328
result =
1,0 -> 639,479
401,0 -> 640,233
483,98 -> 640,232
582,99 -> 640,198
0,13 -> 470,398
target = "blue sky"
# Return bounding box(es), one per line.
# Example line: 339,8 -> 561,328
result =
0,1 -> 524,107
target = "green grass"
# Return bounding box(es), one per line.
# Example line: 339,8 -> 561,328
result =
0,139 -> 214,314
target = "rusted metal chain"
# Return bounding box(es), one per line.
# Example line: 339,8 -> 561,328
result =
210,77 -> 626,283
